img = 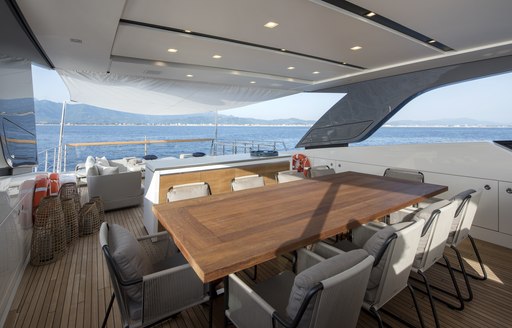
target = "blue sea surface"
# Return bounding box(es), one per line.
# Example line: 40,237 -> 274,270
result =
35,125 -> 512,171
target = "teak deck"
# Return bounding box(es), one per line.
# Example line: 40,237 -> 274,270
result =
5,190 -> 512,327
154,171 -> 448,282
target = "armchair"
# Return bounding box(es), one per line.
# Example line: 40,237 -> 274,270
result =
225,248 -> 374,328
99,223 -> 209,328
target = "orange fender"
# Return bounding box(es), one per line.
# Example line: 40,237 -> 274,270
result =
48,172 -> 60,196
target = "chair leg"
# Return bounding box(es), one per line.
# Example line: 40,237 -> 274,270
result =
408,284 -> 425,328
417,271 -> 440,328
376,285 -> 424,328
451,245 -> 474,302
102,293 -> 115,328
467,235 -> 487,280
421,255 -> 465,310
369,307 -> 384,328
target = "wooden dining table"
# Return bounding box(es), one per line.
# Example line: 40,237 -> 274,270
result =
153,171 -> 447,284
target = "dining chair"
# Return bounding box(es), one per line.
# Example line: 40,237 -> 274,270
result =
231,174 -> 265,191
369,199 -> 459,327
315,218 -> 426,328
99,223 -> 209,328
231,174 -> 265,279
308,165 -> 335,178
225,248 -> 374,328
276,170 -> 306,183
437,189 -> 486,301
167,182 -> 211,202
383,167 -> 424,182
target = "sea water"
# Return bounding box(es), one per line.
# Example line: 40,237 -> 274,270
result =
35,125 -> 512,171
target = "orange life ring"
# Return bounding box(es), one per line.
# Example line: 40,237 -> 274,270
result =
48,172 -> 60,196
33,175 -> 49,220
292,153 -> 311,176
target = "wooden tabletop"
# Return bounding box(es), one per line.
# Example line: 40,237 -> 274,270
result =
153,171 -> 447,283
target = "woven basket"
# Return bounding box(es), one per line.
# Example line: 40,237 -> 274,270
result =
31,196 -> 67,265
59,182 -> 81,213
79,202 -> 100,236
90,196 -> 105,223
61,198 -> 79,245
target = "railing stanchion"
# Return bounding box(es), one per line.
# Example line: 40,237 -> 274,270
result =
44,150 -> 48,172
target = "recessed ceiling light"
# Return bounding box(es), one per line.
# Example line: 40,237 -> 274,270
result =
167,48 -> 178,53
154,61 -> 166,67
250,81 -> 256,84
287,78 -> 295,82
184,29 -> 192,33
186,74 -> 194,77
264,21 -> 279,29
287,66 -> 295,70
313,71 -> 320,74
281,48 -> 286,52
428,39 -> 436,44
350,46 -> 362,51
212,54 -> 222,59
365,12 -> 376,17
69,38 -> 82,44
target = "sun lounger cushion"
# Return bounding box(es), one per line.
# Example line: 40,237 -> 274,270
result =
109,224 -> 152,303
286,249 -> 368,320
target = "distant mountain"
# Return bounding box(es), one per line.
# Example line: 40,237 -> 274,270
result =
34,100 -> 315,126
386,118 -> 511,127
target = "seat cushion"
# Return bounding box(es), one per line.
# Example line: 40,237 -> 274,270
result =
286,249 -> 368,322
363,222 -> 411,290
109,224 -> 153,304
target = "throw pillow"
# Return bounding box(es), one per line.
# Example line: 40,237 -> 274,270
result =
97,165 -> 119,175
86,165 -> 99,176
96,156 -> 110,167
84,155 -> 95,170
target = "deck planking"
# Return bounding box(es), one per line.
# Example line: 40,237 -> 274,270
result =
5,199 -> 512,328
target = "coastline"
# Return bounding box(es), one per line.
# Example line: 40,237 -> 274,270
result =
35,123 -> 512,128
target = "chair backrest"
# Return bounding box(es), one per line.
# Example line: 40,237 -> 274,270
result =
167,182 -> 211,202
448,189 -> 482,246
383,168 -> 424,183
276,170 -> 305,183
231,175 -> 265,191
308,166 -> 335,178
99,222 -> 150,327
411,200 -> 457,271
363,218 -> 425,310
308,254 -> 374,328
286,249 -> 374,328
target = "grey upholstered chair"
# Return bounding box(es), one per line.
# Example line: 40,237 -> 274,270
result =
231,174 -> 265,191
315,218 -> 426,327
371,199 -> 458,327
167,182 -> 211,202
440,189 -> 485,302
383,167 -> 424,182
99,223 -> 209,328
225,248 -> 374,328
276,170 -> 306,183
308,165 -> 335,178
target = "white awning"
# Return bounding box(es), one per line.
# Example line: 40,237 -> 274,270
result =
58,70 -> 297,115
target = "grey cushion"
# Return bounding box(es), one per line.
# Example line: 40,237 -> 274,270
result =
109,224 -> 152,304
86,164 -> 99,176
363,222 -> 411,290
96,156 -> 110,166
97,164 -> 119,175
286,249 -> 368,322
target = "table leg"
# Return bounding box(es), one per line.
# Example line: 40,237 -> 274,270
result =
223,276 -> 229,327
209,281 -> 216,328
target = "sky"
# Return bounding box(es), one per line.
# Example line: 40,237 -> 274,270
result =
32,65 -> 512,123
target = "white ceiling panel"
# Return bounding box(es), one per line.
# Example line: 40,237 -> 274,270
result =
111,24 -> 355,83
17,0 -> 125,71
353,0 -> 512,50
121,0 -> 439,70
